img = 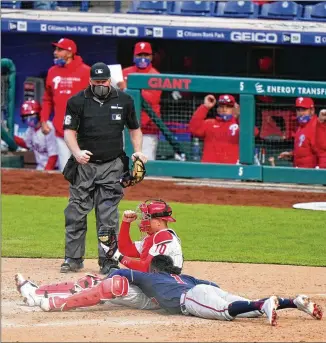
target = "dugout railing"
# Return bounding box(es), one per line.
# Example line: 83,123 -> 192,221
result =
124,74 -> 326,185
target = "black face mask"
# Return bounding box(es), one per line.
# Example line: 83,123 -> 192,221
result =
91,85 -> 110,99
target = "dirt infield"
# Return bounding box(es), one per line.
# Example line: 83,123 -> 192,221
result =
1,169 -> 326,342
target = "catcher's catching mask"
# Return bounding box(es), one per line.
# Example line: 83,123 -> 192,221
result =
137,199 -> 176,233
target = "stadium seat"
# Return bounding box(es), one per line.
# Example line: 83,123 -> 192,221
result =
168,1 -> 214,16
212,1 -> 259,18
259,1 -> 303,20
1,1 -> 22,9
55,1 -> 89,11
302,2 -> 326,22
127,1 -> 172,14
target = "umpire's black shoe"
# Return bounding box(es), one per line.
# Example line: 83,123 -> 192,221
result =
99,258 -> 120,276
60,258 -> 84,273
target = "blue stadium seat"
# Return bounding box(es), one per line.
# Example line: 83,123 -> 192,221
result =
259,1 -> 303,20
302,2 -> 326,22
212,1 -> 259,18
127,1 -> 172,14
1,1 -> 22,9
168,1 -> 214,16
54,1 -> 89,11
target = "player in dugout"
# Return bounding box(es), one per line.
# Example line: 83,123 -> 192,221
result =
117,42 -> 161,161
189,94 -> 259,164
279,97 -> 318,168
316,109 -> 326,169
14,100 -> 58,170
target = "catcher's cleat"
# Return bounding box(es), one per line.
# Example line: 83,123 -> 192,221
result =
261,296 -> 279,326
15,273 -> 40,306
60,258 -> 84,273
294,295 -> 323,320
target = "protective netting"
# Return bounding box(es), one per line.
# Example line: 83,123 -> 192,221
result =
146,92 -> 326,166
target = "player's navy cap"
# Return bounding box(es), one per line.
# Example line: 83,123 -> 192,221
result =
90,62 -> 111,80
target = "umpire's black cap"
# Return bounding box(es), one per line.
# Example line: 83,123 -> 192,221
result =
90,62 -> 111,80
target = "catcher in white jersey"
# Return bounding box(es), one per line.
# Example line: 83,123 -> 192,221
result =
104,198 -> 183,273
15,199 -> 183,310
14,100 -> 58,170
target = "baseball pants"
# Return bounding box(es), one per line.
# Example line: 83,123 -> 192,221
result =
56,137 -> 71,172
64,157 -> 124,261
181,284 -> 262,320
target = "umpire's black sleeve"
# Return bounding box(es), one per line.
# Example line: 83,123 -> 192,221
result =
125,98 -> 140,130
63,95 -> 83,131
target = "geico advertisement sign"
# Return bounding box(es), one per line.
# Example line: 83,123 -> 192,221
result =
92,25 -> 139,36
231,32 -> 278,43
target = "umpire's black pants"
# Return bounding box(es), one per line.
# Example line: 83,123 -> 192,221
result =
64,157 -> 124,262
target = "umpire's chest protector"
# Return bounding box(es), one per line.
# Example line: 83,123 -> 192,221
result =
78,87 -> 128,160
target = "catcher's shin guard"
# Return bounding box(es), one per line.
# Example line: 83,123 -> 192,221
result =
36,274 -> 102,298
41,275 -> 129,312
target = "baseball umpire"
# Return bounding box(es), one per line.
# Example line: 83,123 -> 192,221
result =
61,62 -> 147,275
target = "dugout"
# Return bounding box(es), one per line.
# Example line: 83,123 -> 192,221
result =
2,33 -> 326,166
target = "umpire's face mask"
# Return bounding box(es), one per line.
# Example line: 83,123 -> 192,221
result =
90,79 -> 111,99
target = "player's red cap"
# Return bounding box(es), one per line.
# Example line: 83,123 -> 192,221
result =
134,42 -> 152,55
259,56 -> 273,72
218,94 -> 236,106
21,100 -> 42,116
295,97 -> 314,109
52,38 -> 77,54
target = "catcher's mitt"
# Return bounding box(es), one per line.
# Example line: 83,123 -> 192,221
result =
99,230 -> 118,259
120,156 -> 146,188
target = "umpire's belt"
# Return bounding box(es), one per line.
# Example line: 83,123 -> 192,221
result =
89,157 -> 118,164
180,291 -> 190,316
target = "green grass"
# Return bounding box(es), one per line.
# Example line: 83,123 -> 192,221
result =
2,195 -> 326,266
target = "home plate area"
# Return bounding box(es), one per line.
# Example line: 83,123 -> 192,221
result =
2,258 -> 325,342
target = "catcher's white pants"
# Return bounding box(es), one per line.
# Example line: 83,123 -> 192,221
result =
181,285 -> 262,320
56,136 -> 71,172
142,135 -> 158,161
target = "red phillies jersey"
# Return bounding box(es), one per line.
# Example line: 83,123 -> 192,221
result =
189,104 -> 258,164
293,116 -> 318,168
118,221 -> 183,272
40,56 -> 90,137
316,121 -> 326,168
122,64 -> 161,135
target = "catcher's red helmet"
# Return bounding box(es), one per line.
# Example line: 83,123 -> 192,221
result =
21,100 -> 41,117
138,199 -> 176,232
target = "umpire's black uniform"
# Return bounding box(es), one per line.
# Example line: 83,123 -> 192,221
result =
61,63 -> 139,275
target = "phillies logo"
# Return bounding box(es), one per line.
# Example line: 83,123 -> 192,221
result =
229,124 -> 239,136
298,134 -> 305,147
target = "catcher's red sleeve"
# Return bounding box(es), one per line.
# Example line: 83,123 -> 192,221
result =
120,254 -> 153,272
118,221 -> 140,258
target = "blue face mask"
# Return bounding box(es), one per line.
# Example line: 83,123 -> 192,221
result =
133,56 -> 151,69
297,115 -> 311,124
218,114 -> 233,121
54,58 -> 66,67
26,116 -> 39,128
